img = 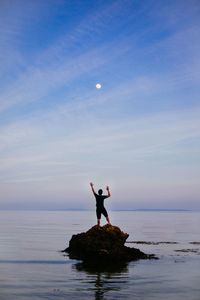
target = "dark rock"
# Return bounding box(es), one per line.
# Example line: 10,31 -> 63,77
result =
63,224 -> 157,263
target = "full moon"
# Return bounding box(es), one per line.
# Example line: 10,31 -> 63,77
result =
96,83 -> 102,89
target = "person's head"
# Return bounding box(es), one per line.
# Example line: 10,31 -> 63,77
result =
98,189 -> 103,195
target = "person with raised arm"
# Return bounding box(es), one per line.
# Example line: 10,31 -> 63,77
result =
90,182 -> 111,227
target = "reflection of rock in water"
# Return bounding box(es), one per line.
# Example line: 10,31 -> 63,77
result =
74,261 -> 128,300
75,260 -> 128,274
63,224 -> 157,263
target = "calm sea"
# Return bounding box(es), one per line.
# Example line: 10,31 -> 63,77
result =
0,210 -> 200,300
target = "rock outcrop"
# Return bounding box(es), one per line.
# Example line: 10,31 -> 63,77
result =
63,224 -> 157,263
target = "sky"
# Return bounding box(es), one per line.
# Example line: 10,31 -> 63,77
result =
0,0 -> 200,211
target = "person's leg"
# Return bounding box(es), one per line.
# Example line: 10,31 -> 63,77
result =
106,216 -> 111,225
102,208 -> 111,225
96,209 -> 101,226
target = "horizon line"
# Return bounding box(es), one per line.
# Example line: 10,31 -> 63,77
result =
0,208 -> 198,212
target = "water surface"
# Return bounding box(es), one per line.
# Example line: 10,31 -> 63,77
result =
0,210 -> 199,299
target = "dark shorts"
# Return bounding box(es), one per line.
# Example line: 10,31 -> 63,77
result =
96,206 -> 108,219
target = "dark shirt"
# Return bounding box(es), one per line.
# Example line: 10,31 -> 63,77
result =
94,193 -> 108,209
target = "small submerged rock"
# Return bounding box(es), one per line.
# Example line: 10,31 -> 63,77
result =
174,248 -> 200,254
127,241 -> 178,245
189,242 -> 200,245
63,224 -> 157,263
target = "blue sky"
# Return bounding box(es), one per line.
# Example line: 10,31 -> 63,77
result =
0,0 -> 200,210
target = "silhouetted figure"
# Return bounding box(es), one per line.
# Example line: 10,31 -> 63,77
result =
90,182 -> 111,226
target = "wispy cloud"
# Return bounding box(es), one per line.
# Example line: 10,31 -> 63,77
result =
1,104 -> 199,179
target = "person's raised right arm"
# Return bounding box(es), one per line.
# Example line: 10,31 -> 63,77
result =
90,182 -> 96,195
